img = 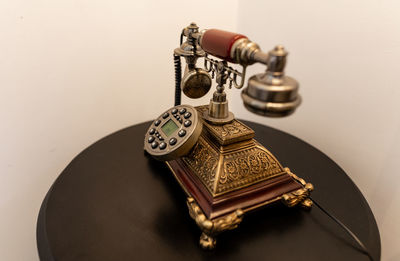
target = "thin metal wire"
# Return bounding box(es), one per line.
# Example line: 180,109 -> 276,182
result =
310,197 -> 374,261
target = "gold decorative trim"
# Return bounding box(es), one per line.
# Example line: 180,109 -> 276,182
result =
195,105 -> 255,145
187,197 -> 243,250
182,136 -> 286,196
216,146 -> 283,194
281,168 -> 314,209
177,169 -> 313,249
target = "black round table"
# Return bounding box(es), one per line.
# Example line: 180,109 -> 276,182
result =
36,121 -> 381,261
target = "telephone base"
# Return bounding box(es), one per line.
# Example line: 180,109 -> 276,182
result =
165,106 -> 313,249
167,161 -> 313,250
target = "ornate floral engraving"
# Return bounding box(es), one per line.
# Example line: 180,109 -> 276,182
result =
182,136 -> 285,196
181,105 -> 285,196
195,105 -> 255,145
208,120 -> 251,138
182,137 -> 218,193
204,120 -> 255,145
217,147 -> 284,194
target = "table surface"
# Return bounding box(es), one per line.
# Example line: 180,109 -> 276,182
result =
36,120 -> 381,261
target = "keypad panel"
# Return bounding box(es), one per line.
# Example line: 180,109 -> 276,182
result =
144,105 -> 201,161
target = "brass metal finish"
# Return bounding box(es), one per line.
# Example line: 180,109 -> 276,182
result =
204,55 -> 247,90
203,101 -> 235,124
175,23 -> 212,99
144,105 -> 203,161
168,161 -> 313,249
176,23 -> 302,119
204,60 -> 235,124
174,23 -> 205,58
229,37 -> 261,65
241,46 -> 302,117
182,132 -> 286,197
180,106 -> 285,197
187,197 -> 243,250
176,23 -> 303,122
196,105 -> 255,145
281,168 -> 314,210
181,67 -> 212,99
147,23 -> 313,249
164,106 -> 314,249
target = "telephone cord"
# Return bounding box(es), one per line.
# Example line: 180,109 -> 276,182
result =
174,32 -> 184,106
174,54 -> 182,106
309,197 -> 374,261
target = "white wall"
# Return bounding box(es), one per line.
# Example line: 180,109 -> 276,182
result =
1,0 -> 399,260
0,1 -> 237,260
232,1 -> 400,260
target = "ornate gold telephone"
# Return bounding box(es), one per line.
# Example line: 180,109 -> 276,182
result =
144,22 -> 313,250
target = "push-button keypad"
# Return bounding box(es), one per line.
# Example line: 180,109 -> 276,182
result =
162,112 -> 169,119
184,112 -> 191,119
169,138 -> 177,145
178,129 -> 186,137
159,142 -> 167,150
144,105 -> 202,161
151,141 -> 159,149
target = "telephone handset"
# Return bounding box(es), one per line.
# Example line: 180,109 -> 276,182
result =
144,105 -> 202,161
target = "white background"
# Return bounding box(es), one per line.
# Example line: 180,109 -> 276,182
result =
0,0 -> 399,260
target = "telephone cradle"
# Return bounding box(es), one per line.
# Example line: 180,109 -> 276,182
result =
166,106 -> 313,250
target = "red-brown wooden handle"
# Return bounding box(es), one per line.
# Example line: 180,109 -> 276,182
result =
200,29 -> 247,62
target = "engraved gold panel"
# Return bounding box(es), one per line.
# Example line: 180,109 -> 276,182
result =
182,136 -> 219,193
182,123 -> 286,197
195,105 -> 255,145
217,144 -> 284,194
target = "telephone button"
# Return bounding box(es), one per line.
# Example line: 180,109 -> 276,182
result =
184,112 -> 191,119
148,136 -> 155,143
162,112 -> 169,119
151,141 -> 159,149
149,128 -> 156,135
184,120 -> 192,127
169,138 -> 177,146
171,108 -> 178,114
159,142 -> 167,150
178,129 -> 186,137
154,120 -> 161,126
179,108 -> 186,114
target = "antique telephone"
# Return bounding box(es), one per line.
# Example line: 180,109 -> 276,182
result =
144,22 -> 312,249
143,23 -> 373,258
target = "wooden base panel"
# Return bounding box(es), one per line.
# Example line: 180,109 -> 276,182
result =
167,159 -> 303,220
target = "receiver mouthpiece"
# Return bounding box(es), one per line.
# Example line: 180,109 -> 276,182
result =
241,46 -> 301,117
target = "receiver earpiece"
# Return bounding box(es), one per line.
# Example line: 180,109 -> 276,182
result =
181,67 -> 212,99
174,23 -> 212,100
